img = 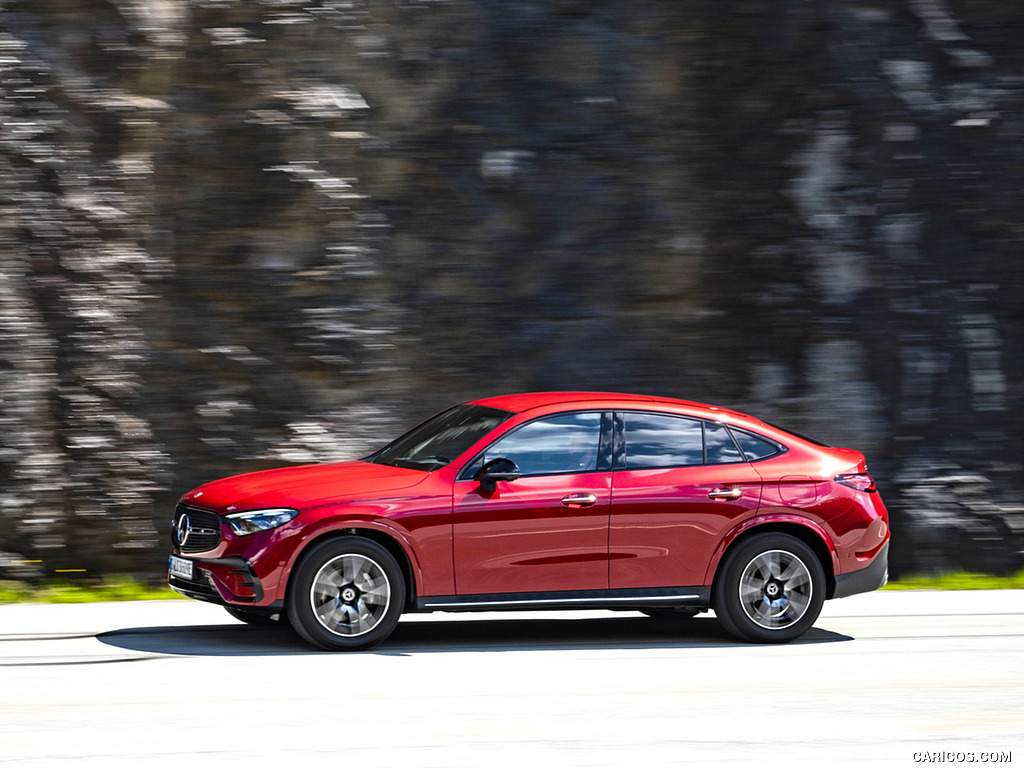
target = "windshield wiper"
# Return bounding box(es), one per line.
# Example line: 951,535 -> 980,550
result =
386,455 -> 451,469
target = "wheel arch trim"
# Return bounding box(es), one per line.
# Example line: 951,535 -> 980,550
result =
705,513 -> 840,597
278,517 -> 423,609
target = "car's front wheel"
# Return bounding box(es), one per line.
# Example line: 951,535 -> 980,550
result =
287,536 -> 405,651
712,532 -> 825,643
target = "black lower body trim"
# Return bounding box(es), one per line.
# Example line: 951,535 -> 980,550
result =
168,555 -> 265,604
224,601 -> 286,617
168,574 -> 221,604
833,540 -> 889,599
415,586 -> 711,613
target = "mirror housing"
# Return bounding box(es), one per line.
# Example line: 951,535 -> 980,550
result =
474,458 -> 520,492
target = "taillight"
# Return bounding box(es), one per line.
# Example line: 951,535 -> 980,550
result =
835,473 -> 876,492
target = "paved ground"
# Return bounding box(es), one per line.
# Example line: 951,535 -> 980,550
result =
1,590 -> 1021,767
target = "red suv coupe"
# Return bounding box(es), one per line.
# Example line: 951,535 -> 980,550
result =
169,392 -> 889,650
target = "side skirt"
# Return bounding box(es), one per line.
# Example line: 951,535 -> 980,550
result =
415,586 -> 711,613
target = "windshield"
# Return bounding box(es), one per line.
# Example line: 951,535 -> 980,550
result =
366,404 -> 513,471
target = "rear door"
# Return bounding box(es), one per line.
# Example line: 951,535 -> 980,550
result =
609,411 -> 762,588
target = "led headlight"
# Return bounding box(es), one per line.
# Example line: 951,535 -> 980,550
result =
225,508 -> 299,536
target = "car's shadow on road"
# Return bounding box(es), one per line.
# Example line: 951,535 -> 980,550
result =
97,615 -> 853,657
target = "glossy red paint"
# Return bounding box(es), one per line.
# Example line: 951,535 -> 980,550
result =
169,392 -> 890,649
704,512 -> 842,589
609,462 -> 763,588
181,461 -> 429,512
453,471 -> 613,594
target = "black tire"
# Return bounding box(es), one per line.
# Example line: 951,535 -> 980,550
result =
287,536 -> 405,651
712,532 -> 825,643
224,606 -> 288,627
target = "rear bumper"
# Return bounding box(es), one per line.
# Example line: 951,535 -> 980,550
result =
832,540 -> 889,599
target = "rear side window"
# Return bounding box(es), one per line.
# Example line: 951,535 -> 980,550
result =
623,413 -> 704,469
619,412 -> 785,469
705,422 -> 745,464
729,428 -> 783,461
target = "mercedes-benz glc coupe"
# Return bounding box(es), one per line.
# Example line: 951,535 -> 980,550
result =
169,392 -> 889,650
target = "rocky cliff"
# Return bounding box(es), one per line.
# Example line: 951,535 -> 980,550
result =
1,0 -> 1021,580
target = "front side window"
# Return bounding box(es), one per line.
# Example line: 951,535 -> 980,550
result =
466,412 -> 603,477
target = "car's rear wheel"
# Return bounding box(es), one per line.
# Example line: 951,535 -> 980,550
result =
712,532 -> 824,643
287,536 -> 405,651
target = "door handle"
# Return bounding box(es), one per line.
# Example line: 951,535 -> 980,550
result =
561,493 -> 598,508
708,487 -> 742,501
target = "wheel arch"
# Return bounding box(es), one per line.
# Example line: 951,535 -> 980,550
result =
284,526 -> 419,612
707,517 -> 839,599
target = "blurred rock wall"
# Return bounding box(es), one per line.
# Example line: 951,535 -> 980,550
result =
0,0 -> 1021,579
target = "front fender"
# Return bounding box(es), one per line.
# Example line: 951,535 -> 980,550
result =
273,507 -> 429,604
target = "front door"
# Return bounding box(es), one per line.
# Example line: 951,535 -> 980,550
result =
453,411 -> 611,595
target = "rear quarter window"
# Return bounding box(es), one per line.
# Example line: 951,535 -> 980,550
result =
705,422 -> 745,464
729,428 -> 784,461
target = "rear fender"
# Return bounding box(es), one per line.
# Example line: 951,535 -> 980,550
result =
704,512 -> 840,587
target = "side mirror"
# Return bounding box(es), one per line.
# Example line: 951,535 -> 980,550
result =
474,458 -> 520,492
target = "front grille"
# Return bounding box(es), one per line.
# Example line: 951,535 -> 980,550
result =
172,504 -> 222,554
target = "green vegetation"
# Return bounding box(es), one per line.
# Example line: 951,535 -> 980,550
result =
1,569 -> 1023,605
0,577 -> 185,605
883,569 -> 1024,591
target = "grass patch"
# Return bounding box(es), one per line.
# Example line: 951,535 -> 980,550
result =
883,569 -> 1024,591
0,577 -> 185,605
3,569 -> 1023,605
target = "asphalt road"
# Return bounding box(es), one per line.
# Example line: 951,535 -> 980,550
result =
1,590 -> 1021,768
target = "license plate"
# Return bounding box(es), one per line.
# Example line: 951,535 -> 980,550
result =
169,555 -> 194,580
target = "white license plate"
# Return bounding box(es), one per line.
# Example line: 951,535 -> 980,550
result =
169,555 -> 194,580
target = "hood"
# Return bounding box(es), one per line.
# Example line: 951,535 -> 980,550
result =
181,460 -> 429,513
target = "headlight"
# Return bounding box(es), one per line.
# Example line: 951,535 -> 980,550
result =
225,508 -> 299,536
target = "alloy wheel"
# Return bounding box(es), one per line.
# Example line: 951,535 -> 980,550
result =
310,553 -> 392,637
737,549 -> 813,631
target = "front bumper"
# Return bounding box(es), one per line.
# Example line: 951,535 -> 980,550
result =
832,540 -> 889,599
168,555 -> 268,605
